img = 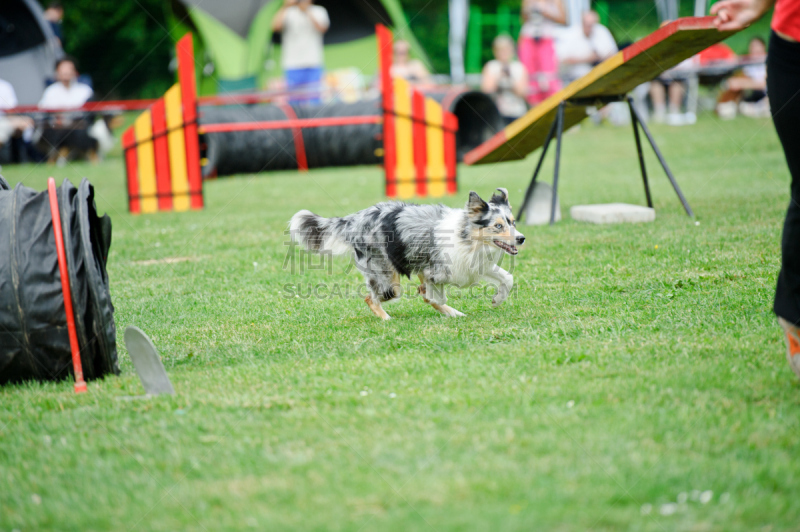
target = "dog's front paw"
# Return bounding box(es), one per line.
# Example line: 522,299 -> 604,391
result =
433,304 -> 466,317
492,286 -> 510,308
443,306 -> 466,318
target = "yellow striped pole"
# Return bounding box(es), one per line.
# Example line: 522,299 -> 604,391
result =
164,84 -> 190,212
424,98 -> 446,197
134,110 -> 157,213
392,77 -> 415,199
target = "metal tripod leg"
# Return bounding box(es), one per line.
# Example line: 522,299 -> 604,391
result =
628,100 -> 694,217
517,114 -> 559,220
628,97 -> 653,208
550,102 -> 565,225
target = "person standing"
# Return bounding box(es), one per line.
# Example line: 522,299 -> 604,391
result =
43,1 -> 64,47
712,0 -> 800,379
272,0 -> 330,105
518,0 -> 566,105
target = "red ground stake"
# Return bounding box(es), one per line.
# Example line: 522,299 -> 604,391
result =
47,178 -> 87,394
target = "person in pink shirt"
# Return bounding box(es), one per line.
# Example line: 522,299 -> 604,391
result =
518,0 -> 566,105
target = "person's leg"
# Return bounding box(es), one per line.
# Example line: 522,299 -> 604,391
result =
285,68 -> 303,104
304,67 -> 323,106
667,80 -> 685,114
650,80 -> 666,122
769,32 -> 800,325
768,32 -> 800,378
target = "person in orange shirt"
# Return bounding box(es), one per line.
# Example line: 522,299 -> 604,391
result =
712,0 -> 800,380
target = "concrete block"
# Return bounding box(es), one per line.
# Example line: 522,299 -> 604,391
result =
523,182 -> 561,225
570,203 -> 655,224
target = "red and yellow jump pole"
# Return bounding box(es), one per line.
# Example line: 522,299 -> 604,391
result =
122,27 -> 458,213
122,34 -> 203,214
376,24 -> 458,200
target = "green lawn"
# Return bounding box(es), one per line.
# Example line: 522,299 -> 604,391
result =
1,114 -> 798,531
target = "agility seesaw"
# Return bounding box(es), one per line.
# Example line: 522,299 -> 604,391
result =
464,17 -> 736,224
121,26 -> 458,214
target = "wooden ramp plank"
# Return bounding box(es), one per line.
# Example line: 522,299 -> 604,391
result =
465,17 -> 734,166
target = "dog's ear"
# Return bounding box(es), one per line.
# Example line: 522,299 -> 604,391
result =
490,187 -> 509,206
467,191 -> 489,216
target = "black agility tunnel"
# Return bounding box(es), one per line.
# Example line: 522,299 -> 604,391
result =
0,176 -> 119,385
199,90 -> 502,177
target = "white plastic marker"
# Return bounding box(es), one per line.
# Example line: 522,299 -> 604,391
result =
123,326 -> 175,395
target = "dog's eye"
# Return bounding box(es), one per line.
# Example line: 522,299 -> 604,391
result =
495,223 -> 503,230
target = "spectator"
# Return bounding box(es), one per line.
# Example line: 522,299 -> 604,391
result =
481,35 -> 529,124
556,10 -> 618,83
272,0 -> 330,105
518,0 -> 566,105
43,2 -> 64,47
716,37 -> 769,119
0,80 -> 34,154
38,57 -> 93,110
390,40 -> 431,85
0,79 -> 18,110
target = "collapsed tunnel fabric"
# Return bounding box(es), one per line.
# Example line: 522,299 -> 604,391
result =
0,176 -> 119,385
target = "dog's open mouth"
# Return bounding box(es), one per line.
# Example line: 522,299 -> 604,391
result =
493,240 -> 518,255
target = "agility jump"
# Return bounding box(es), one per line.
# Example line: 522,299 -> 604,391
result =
121,26 -> 458,214
464,17 -> 736,224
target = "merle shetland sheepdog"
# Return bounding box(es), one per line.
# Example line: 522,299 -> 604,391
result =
289,188 -> 525,319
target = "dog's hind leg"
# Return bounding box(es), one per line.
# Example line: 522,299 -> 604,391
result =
362,270 -> 401,320
418,276 -> 465,318
364,295 -> 391,320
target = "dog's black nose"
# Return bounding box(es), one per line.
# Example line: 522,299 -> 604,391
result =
516,235 -> 526,245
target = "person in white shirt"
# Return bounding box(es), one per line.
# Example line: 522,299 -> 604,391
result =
556,10 -> 618,83
38,57 -> 93,110
481,35 -> 529,124
0,79 -> 18,110
0,79 -> 34,148
272,0 -> 329,105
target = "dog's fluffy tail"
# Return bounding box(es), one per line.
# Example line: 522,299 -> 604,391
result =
289,210 -> 353,256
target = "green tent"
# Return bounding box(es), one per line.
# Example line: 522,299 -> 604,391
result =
169,0 -> 429,94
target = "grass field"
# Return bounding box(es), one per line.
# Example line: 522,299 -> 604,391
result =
1,113 -> 798,531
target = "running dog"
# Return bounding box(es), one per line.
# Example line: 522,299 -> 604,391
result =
289,188 -> 525,319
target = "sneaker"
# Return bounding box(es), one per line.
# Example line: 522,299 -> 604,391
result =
716,101 -> 737,120
666,112 -> 686,126
778,317 -> 800,380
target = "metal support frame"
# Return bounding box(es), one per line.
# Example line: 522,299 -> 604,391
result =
516,95 -> 694,225
626,97 -> 694,217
